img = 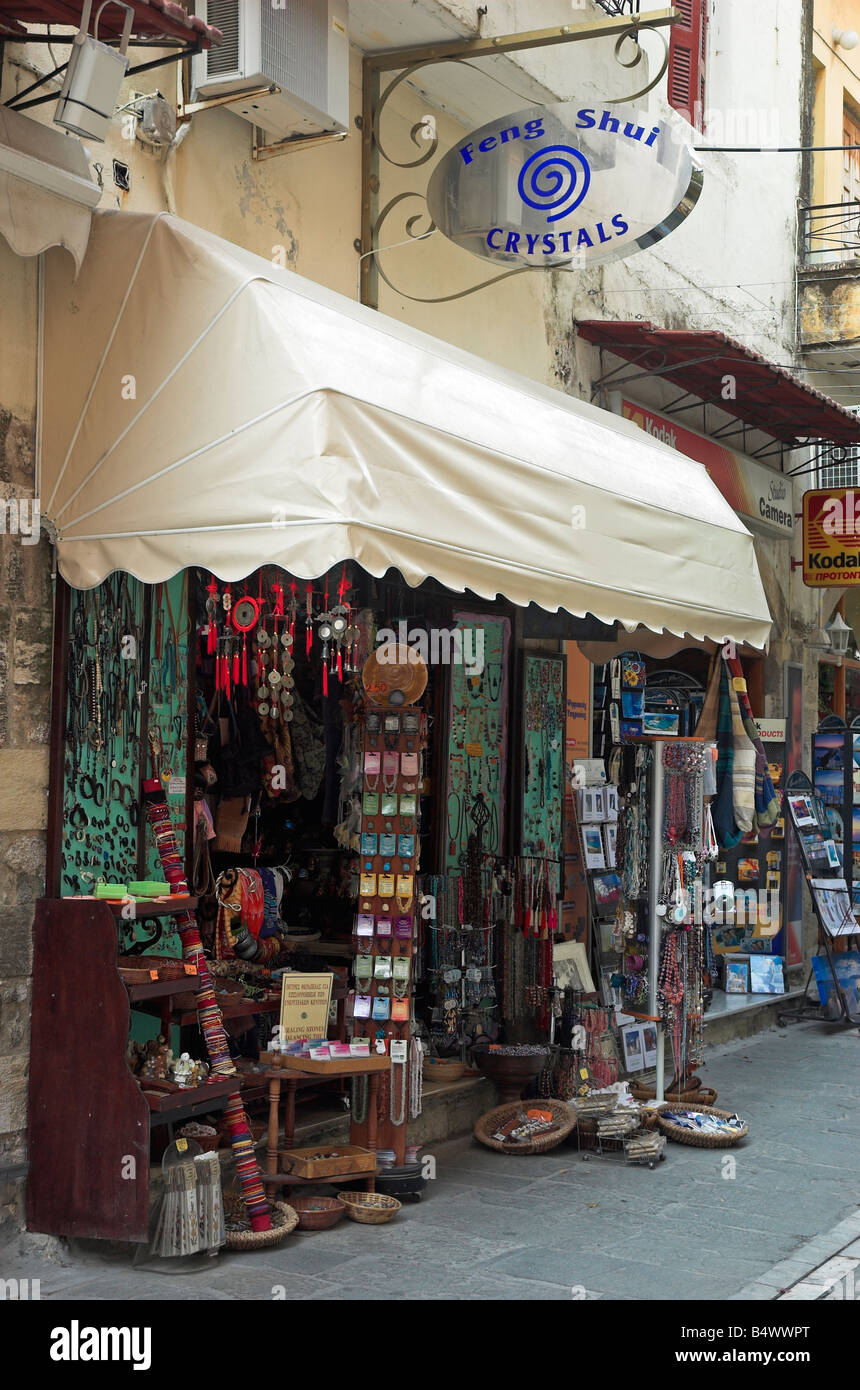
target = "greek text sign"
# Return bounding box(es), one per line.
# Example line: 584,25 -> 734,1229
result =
803,489 -> 860,586
279,972 -> 334,1042
426,102 -> 703,268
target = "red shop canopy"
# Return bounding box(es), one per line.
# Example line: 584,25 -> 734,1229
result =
0,0 -> 221,45
577,320 -> 860,446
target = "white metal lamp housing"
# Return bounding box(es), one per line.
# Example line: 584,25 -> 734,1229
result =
54,1 -> 134,143
827,612 -> 853,657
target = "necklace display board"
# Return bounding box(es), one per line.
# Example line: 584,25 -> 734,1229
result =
779,772 -> 860,1026
444,613 -> 510,870
519,652 -> 566,860
60,575 -> 147,898
350,701 -> 427,1164
143,574 -> 191,892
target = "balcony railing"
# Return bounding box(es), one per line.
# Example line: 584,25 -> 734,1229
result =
800,202 -> 860,266
593,1 -> 641,16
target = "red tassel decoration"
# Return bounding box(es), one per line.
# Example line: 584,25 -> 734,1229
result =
242,637 -> 248,686
322,662 -> 328,697
337,648 -> 343,683
232,650 -> 239,685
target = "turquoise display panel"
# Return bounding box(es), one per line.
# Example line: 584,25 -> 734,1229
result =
520,653 -> 565,859
444,614 -> 510,870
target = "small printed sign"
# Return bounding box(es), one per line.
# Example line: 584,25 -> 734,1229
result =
279,972 -> 334,1043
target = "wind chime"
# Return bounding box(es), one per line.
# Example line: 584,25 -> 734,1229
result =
203,567 -> 360,703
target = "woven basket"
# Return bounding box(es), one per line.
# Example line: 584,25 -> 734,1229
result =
423,1058 -> 467,1083
337,1191 -> 401,1225
290,1195 -> 346,1232
630,1081 -> 718,1106
223,1195 -> 298,1250
474,1099 -> 574,1155
657,1101 -> 748,1149
177,1123 -> 221,1153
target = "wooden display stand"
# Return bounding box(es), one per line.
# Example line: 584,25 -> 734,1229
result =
26,898 -> 238,1242
238,1053 -> 390,1192
349,703 -> 425,1164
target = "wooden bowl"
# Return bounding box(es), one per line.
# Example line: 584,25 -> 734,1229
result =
290,1195 -> 346,1232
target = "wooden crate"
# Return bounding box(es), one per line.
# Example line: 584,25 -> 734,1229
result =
278,1144 -> 377,1179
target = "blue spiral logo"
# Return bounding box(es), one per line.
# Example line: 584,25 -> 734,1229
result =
517,145 -> 591,223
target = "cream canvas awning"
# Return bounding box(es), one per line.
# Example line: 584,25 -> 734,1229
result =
39,210 -> 772,648
0,106 -> 100,272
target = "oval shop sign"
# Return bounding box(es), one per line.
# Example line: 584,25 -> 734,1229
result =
426,102 -> 703,269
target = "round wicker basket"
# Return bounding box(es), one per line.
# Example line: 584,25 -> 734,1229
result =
223,1196 -> 298,1250
474,1099 -> 575,1155
656,1101 -> 748,1149
337,1191 -> 401,1225
423,1058 -> 467,1083
290,1195 -> 346,1232
630,1083 -> 718,1107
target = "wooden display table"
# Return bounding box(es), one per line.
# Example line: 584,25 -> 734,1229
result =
236,1055 -> 391,1192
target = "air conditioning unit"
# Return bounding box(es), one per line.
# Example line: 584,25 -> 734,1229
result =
192,1 -> 349,140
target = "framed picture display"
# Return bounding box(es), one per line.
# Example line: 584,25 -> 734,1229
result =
724,958 -> 749,994
582,824 -> 606,870
603,821 -> 617,868
621,1024 -> 645,1073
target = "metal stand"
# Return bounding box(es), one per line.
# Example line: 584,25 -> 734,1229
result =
778,772 -> 860,1027
648,743 -> 665,1101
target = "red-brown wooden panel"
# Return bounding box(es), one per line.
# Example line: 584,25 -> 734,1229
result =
26,898 -> 150,1241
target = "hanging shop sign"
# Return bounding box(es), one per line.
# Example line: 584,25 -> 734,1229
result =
622,399 -> 794,538
803,489 -> 860,586
426,102 -> 703,269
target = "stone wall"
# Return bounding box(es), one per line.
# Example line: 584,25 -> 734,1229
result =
0,242 -> 46,1244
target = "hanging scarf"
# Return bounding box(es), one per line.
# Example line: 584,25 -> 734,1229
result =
728,677 -> 756,834
258,867 -> 280,939
712,664 -> 742,848
726,656 -> 780,831
240,869 -> 265,938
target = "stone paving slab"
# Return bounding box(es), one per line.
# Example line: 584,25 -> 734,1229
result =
5,1020 -> 860,1300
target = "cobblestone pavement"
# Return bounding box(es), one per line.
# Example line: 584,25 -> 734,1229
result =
4,1019 -> 860,1301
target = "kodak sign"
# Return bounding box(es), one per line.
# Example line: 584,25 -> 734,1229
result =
803,488 -> 860,585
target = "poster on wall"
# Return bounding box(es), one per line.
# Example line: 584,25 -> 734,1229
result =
445,614 -> 511,871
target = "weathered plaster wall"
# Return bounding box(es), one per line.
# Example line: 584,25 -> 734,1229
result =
0,236 -> 51,1240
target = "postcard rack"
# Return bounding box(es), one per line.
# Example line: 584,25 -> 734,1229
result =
778,772 -> 860,1027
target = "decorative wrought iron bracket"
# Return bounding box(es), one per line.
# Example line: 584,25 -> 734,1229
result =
359,6 -> 680,307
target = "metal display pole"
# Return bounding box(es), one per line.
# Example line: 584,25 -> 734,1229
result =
648,742 -> 665,1101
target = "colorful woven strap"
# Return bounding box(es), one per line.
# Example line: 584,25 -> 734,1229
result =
143,779 -> 271,1232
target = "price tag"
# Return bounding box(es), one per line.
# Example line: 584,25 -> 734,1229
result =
176,1138 -> 188,1153
184,965 -> 197,975
149,969 -> 159,980
168,776 -> 186,797
465,742 -> 483,757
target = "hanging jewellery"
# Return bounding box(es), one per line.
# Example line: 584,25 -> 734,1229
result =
389,1055 -> 407,1125
351,1075 -> 368,1124
409,1036 -> 424,1118
662,741 -> 707,849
